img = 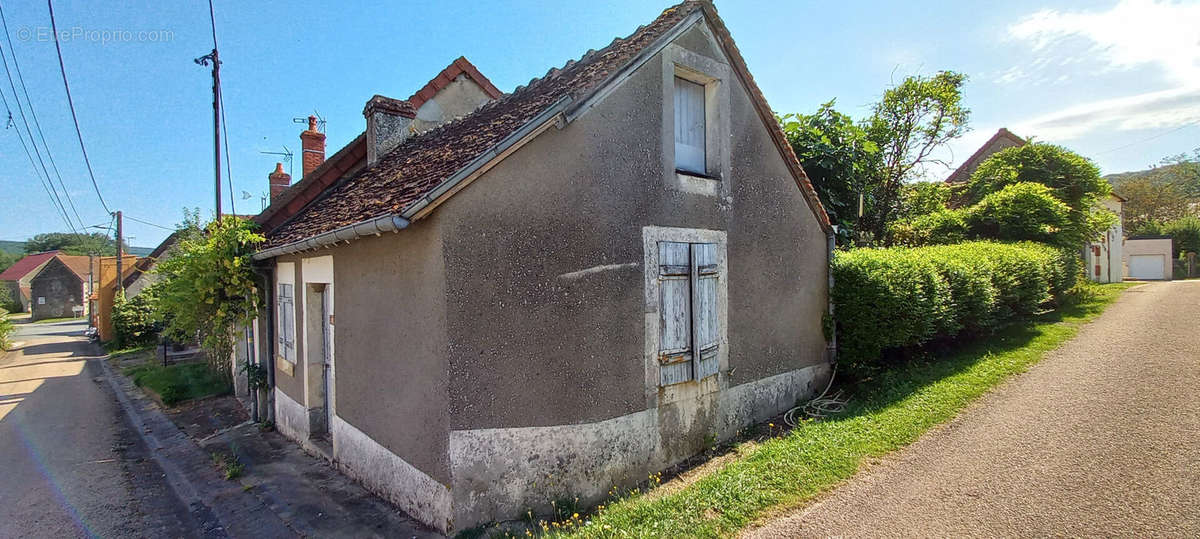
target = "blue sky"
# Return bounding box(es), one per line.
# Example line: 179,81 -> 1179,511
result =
2,0 -> 1197,247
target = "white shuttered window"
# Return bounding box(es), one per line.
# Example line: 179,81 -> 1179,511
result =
658,241 -> 720,385
277,283 -> 295,363
674,77 -> 706,175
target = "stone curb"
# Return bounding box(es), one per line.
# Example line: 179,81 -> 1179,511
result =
97,357 -> 299,538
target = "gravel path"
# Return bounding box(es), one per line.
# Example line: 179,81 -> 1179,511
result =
747,281 -> 1200,538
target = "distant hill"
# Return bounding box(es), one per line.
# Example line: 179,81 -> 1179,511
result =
0,240 -> 153,257
1105,161 -> 1200,198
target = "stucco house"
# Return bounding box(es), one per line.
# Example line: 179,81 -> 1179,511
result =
28,254 -> 91,320
945,128 -> 1125,283
248,1 -> 833,532
123,231 -> 181,298
0,250 -> 63,312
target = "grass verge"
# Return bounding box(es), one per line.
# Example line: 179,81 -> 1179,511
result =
124,362 -> 232,406
552,282 -> 1135,538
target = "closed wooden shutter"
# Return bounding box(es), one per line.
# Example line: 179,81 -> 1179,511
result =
658,241 -> 720,385
278,283 -> 294,362
693,243 -> 719,380
674,77 -> 706,174
659,242 -> 693,385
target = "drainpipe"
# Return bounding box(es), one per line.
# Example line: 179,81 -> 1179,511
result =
826,227 -> 837,367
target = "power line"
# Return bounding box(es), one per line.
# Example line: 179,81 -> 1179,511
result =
0,83 -> 78,234
0,26 -> 86,232
47,0 -> 111,215
1095,122 -> 1196,156
209,0 -> 234,217
0,0 -> 88,230
122,214 -> 174,231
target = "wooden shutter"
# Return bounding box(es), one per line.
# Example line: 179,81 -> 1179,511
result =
659,242 -> 693,385
278,283 -> 294,362
674,77 -> 706,174
693,243 -> 719,380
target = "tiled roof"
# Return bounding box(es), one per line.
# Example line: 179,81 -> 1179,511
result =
121,231 -> 180,288
0,250 -> 60,281
263,1 -> 830,249
56,255 -> 92,282
944,128 -> 1026,184
408,56 -> 502,110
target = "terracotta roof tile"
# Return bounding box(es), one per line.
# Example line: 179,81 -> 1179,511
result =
0,250 -> 61,281
263,3 -> 698,248
263,1 -> 832,248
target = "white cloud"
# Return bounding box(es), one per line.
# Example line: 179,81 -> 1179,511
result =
1015,86 -> 1200,140
1007,0 -> 1200,86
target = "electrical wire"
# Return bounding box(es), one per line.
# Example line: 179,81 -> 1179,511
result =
0,30 -> 85,233
0,85 -> 78,235
122,214 -> 174,231
0,0 -> 88,233
47,0 -> 111,215
219,83 -> 234,217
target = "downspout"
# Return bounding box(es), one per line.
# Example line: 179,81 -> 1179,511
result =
253,262 -> 276,424
826,227 -> 837,367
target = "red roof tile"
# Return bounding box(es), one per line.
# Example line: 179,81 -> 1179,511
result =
408,56 -> 503,110
0,250 -> 61,281
262,1 -> 830,249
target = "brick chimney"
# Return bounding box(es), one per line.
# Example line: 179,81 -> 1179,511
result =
363,95 -> 416,167
269,162 -> 291,203
300,115 -> 325,178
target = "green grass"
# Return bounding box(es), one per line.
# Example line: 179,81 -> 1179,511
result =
124,362 -> 232,406
104,341 -> 156,358
551,282 -> 1136,538
32,316 -> 84,324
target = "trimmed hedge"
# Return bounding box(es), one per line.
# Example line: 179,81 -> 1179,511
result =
832,241 -> 1078,373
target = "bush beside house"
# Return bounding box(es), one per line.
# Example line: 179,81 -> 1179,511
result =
832,241 -> 1077,373
111,286 -> 161,349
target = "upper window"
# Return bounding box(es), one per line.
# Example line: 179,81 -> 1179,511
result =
673,76 -> 706,175
277,283 -> 295,363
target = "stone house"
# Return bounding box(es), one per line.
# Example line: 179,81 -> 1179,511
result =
0,250 -> 63,312
29,255 -> 90,320
248,1 -> 833,532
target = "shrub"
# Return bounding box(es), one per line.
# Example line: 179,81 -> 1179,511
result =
0,286 -> 20,313
0,308 -> 13,350
1162,217 -> 1200,257
832,241 -> 1077,374
112,286 -> 161,349
887,209 -> 970,247
966,183 -> 1071,247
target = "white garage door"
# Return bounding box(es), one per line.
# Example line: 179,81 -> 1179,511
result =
1129,254 -> 1165,280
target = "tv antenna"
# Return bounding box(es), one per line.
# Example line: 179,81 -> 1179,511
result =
259,145 -> 294,180
293,110 -> 326,133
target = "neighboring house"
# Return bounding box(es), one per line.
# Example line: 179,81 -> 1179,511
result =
1124,236 -> 1174,280
945,128 -> 1124,283
0,250 -> 63,312
29,255 -> 91,320
247,1 -> 833,532
92,255 -> 141,340
1085,193 -> 1125,283
944,128 -> 1026,184
123,232 -> 181,297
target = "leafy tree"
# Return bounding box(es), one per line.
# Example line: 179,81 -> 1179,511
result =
112,285 -> 162,348
887,208 -> 969,247
967,143 -> 1114,246
1162,217 -> 1200,258
967,182 -> 1071,247
154,216 -> 263,378
24,232 -> 127,256
779,100 -> 881,244
0,251 -> 19,274
897,181 -> 957,220
865,71 -> 970,240
1117,177 -> 1193,235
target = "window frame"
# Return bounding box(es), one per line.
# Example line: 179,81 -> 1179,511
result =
642,226 -> 728,404
661,42 -> 731,198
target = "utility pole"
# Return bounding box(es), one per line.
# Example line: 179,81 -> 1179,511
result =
114,210 -> 123,296
195,49 -> 221,219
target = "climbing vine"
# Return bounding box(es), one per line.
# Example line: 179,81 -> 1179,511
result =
154,215 -> 263,378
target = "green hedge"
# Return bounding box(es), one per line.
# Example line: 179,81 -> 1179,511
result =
832,241 -> 1078,373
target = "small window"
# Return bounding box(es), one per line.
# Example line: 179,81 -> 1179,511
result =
674,76 -> 706,175
277,283 -> 295,363
37,297 -> 46,305
658,242 -> 720,385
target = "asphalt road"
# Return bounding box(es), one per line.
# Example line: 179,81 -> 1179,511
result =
0,318 -> 203,538
748,281 -> 1200,538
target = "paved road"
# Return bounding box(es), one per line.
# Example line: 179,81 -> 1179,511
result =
749,281 -> 1200,538
0,319 -> 204,538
